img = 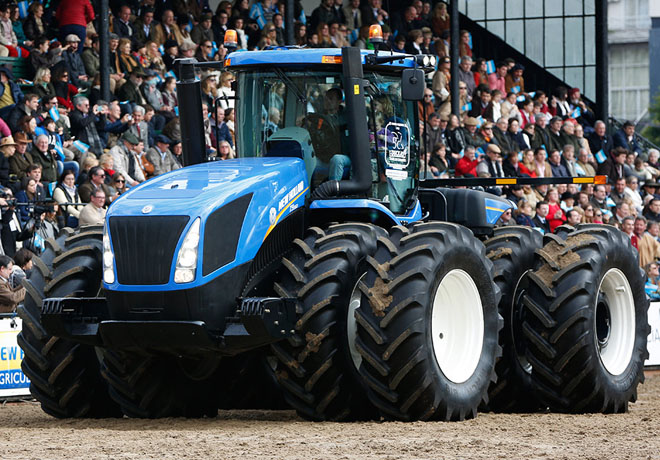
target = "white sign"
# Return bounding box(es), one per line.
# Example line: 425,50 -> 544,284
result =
0,317 -> 31,398
647,302 -> 660,367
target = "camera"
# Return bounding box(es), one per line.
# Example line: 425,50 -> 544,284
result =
0,191 -> 16,207
126,114 -> 133,121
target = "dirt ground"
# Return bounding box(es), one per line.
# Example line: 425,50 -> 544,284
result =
1,373 -> 659,460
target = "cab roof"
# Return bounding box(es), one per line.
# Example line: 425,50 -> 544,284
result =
225,47 -> 417,69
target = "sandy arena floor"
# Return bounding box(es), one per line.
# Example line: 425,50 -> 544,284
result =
1,373 -> 659,460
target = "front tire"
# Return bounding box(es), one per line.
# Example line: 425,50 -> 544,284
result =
522,227 -> 649,412
271,223 -> 386,421
16,226 -> 121,418
355,222 -> 501,421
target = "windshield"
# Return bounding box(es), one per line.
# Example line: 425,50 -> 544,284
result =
235,68 -> 418,214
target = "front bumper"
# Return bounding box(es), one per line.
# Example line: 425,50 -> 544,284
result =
40,296 -> 296,355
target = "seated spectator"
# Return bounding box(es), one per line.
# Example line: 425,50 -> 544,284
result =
53,169 -> 84,227
61,34 -> 90,90
514,200 -> 534,226
588,120 -> 613,157
0,3 -> 28,58
562,145 -> 578,176
644,198 -> 660,223
52,66 -> 79,110
23,1 -> 45,42
7,93 -> 39,134
117,68 -> 147,105
476,144 -> 504,178
30,37 -> 62,74
596,146 -> 627,182
505,64 -> 525,93
69,96 -> 104,156
128,105 -> 150,148
0,135 -> 16,187
32,68 -> 57,101
501,91 -> 522,125
488,61 -> 507,93
31,134 -> 59,185
210,106 -> 233,148
109,132 -> 144,188
613,121 -> 642,155
133,7 -> 156,46
78,165 -> 114,205
153,9 -> 181,46
79,188 -> 107,226
111,172 -> 127,196
0,66 -> 23,113
532,201 -> 551,233
98,101 -> 132,149
463,117 -> 485,149
146,134 -> 180,176
455,145 -> 478,177
8,132 -> 33,180
76,154 -> 98,187
423,112 -> 443,153
548,149 -> 569,177
113,5 -> 134,39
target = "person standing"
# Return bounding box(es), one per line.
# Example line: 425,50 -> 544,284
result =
0,254 -> 25,313
56,0 -> 94,54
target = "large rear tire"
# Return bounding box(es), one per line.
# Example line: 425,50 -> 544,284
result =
355,222 -> 501,421
16,226 -> 121,418
270,223 -> 386,421
484,226 -> 543,412
522,227 -> 649,412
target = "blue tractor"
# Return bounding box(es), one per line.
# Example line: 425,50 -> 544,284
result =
17,43 -> 649,420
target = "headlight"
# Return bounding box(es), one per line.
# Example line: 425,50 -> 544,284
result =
103,224 -> 115,284
174,218 -> 201,284
422,55 -> 430,67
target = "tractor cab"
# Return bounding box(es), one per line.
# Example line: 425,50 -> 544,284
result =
226,47 -> 430,215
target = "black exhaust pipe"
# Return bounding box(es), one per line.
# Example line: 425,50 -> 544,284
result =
313,46 -> 372,199
176,58 -> 206,166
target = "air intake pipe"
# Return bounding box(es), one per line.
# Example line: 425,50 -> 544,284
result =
312,47 -> 372,199
176,58 -> 206,166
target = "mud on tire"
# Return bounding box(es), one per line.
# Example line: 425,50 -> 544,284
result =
484,226 -> 544,412
270,223 -> 386,421
16,226 -> 121,418
522,227 -> 650,412
355,222 -> 502,421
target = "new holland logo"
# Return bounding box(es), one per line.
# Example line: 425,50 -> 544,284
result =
142,205 -> 153,214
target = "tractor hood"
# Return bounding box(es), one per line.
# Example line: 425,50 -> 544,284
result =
105,158 -> 309,291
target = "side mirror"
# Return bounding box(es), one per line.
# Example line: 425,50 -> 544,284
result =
401,68 -> 425,101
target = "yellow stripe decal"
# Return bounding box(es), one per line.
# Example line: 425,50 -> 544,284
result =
573,177 -> 594,184
263,187 -> 309,240
495,178 -> 517,185
486,206 -> 507,212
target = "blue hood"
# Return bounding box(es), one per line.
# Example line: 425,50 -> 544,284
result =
106,157 -> 309,291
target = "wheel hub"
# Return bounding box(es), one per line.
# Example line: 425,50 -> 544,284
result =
595,268 -> 635,376
431,269 -> 484,384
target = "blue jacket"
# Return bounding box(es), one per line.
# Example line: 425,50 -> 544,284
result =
612,128 -> 642,154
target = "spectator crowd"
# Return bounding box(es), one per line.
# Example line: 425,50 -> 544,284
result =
0,0 -> 657,291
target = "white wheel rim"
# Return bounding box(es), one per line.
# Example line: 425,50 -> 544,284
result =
347,274 -> 365,370
431,269 -> 484,384
596,268 -> 636,376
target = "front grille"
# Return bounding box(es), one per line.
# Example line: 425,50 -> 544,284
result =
110,216 -> 190,285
